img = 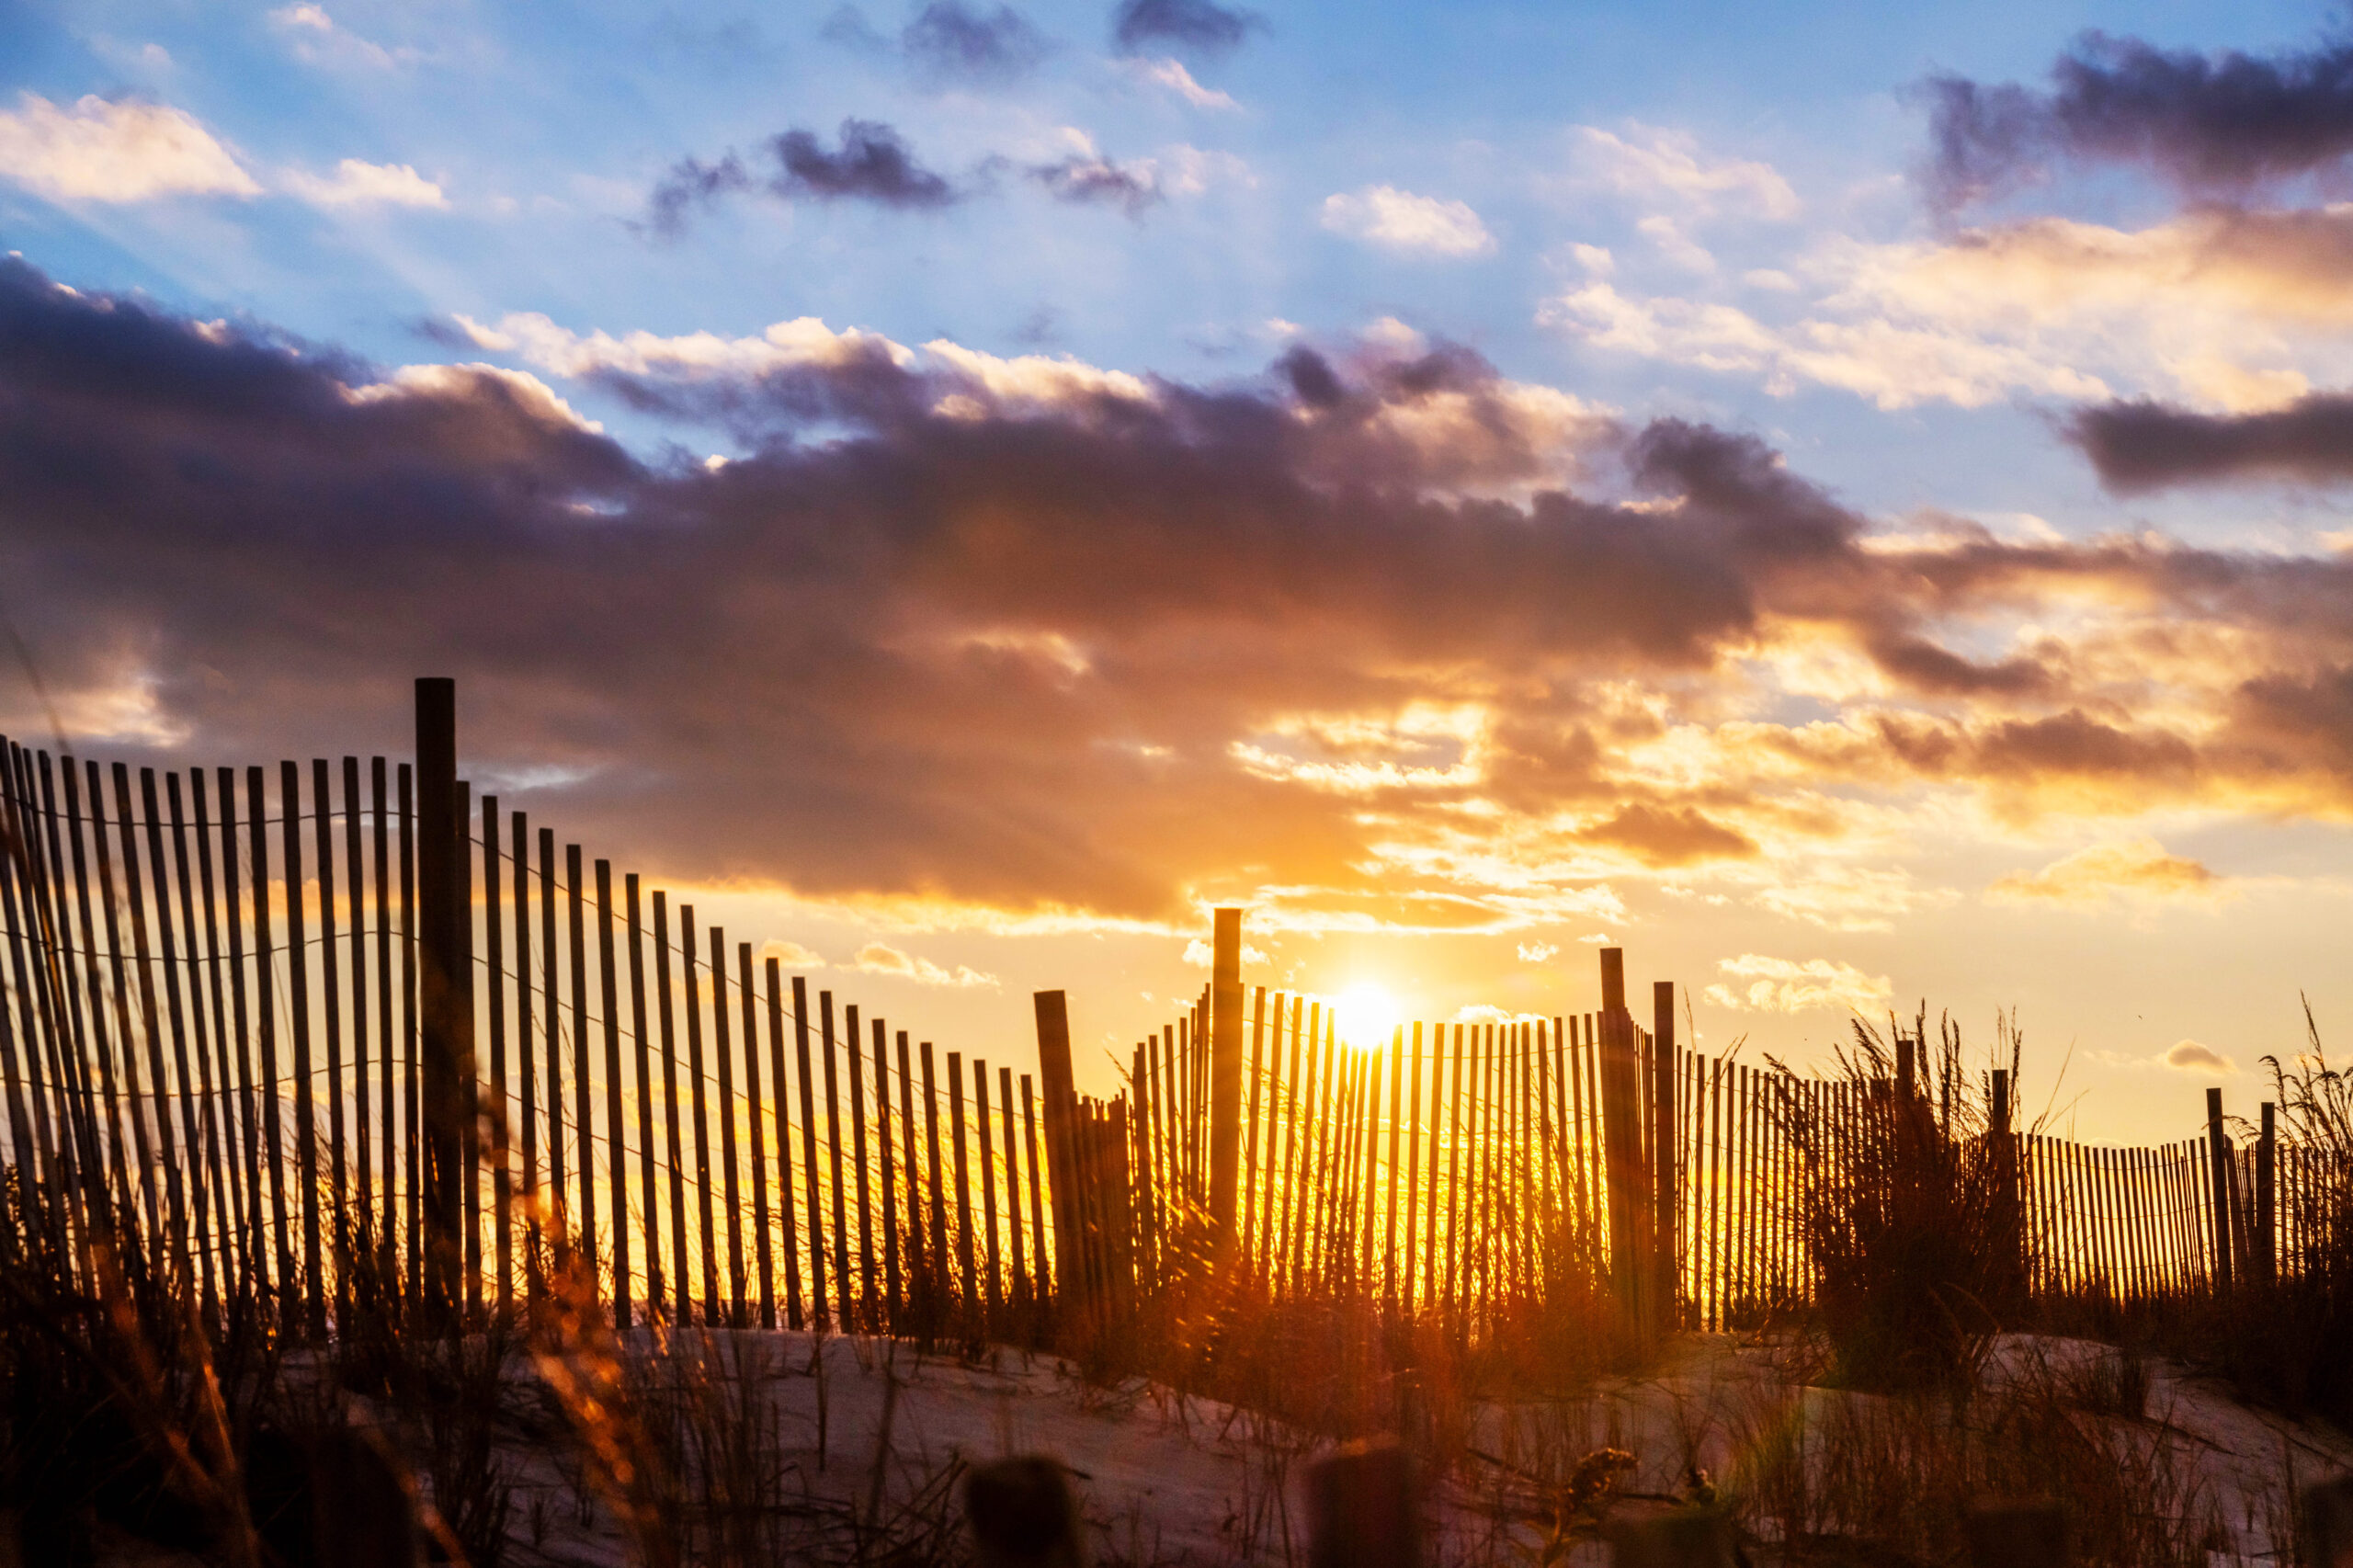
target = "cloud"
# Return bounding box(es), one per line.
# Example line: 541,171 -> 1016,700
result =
1703,954 -> 1893,1015
1180,937 -> 1268,966
1574,124 -> 1800,219
1517,941 -> 1558,963
26,257 -> 2353,930
1545,203 -> 2353,415
1030,151 -> 1164,216
1920,32 -> 2353,209
902,1 -> 1053,85
1112,0 -> 1259,58
1580,803 -> 1758,867
1988,838 -> 2222,903
645,120 -> 956,233
281,158 -> 447,209
774,119 -> 957,206
1320,186 -> 1495,256
0,93 -> 260,203
1541,278 -> 2109,411
644,153 -> 754,238
761,938 -> 826,968
850,941 -> 1000,987
1126,57 -> 1237,110
2163,1038 -> 2235,1074
1576,933 -> 1614,945
2069,393 -> 2353,490
267,4 -> 415,69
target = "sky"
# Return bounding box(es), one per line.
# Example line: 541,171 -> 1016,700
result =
4,0 -> 2353,1142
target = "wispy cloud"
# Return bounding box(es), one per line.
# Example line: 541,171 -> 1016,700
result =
850,941 -> 999,987
281,158 -> 447,208
1574,124 -> 1799,219
1126,56 -> 1238,110
1704,955 -> 1893,1015
267,5 -> 417,69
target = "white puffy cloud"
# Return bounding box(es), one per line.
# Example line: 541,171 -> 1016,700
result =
2163,1039 -> 2235,1074
1703,954 -> 1893,1015
1320,185 -> 1495,257
1517,940 -> 1559,963
0,93 -> 259,203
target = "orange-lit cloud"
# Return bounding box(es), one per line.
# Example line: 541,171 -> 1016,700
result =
1988,839 -> 2222,905
14,255 -> 2353,946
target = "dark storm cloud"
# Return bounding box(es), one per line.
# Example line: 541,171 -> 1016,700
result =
1029,153 -> 1161,216
643,153 -> 754,239
771,119 -> 957,206
1920,31 -> 2353,209
2066,393 -> 2353,490
902,1 -> 1053,85
1110,0 -> 1258,57
15,258 -> 2353,915
641,120 -> 955,233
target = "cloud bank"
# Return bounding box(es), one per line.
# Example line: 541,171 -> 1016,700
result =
13,260 -> 2353,934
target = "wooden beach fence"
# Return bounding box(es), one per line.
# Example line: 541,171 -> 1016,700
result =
0,677 -> 2336,1346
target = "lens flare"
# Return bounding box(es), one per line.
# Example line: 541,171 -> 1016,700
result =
1333,983 -> 1401,1050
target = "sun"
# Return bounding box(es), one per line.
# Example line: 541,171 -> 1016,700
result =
1332,983 -> 1402,1051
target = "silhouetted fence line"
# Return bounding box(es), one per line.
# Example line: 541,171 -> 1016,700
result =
0,679 -> 2341,1349
1051,919 -> 2344,1336
0,710 -> 1059,1341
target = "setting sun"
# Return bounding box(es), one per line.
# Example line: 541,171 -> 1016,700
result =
1332,983 -> 1403,1051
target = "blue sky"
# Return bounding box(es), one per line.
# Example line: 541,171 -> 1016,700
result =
8,0 -> 2353,1136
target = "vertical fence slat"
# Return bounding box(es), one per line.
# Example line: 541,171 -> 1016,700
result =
846,1003 -> 875,1322
741,942 -> 772,1329
630,879 -> 659,1322
769,960 -> 804,1329
708,925 -> 742,1325
599,863 -> 631,1330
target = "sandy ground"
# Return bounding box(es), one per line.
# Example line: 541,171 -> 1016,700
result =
77,1327 -> 2353,1565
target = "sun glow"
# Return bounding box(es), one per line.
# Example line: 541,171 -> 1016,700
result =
1333,983 -> 1403,1050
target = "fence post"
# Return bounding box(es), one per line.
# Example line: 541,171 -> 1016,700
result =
1652,980 -> 1677,1335
1597,949 -> 1646,1332
1305,1439 -> 1416,1568
1964,1500 -> 2067,1568
1209,908 -> 1245,1259
1033,991 -> 1086,1316
2206,1086 -> 2234,1294
414,678 -> 465,1335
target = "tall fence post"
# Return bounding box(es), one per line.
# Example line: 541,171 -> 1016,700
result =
1033,990 -> 1086,1318
1597,948 -> 1645,1332
2205,1085 -> 2234,1295
414,678 -> 465,1335
1651,980 -> 1677,1335
1209,907 -> 1245,1258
